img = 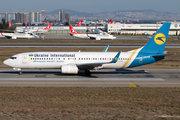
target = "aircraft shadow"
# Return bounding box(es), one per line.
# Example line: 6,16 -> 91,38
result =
0,69 -> 148,77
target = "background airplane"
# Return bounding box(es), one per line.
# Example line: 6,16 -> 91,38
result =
0,18 -> 50,39
69,25 -> 89,39
16,22 -> 52,33
69,25 -> 116,40
0,32 -> 36,39
3,22 -> 171,75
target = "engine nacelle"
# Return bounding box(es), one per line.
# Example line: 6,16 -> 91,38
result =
12,36 -> 17,39
96,37 -> 101,40
61,64 -> 79,74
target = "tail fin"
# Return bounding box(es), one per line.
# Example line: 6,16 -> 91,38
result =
69,25 -> 80,34
43,23 -> 52,30
0,32 -> 4,36
139,22 -> 171,54
109,19 -> 113,24
9,21 -> 12,27
76,20 -> 83,26
25,18 -> 27,28
43,18 -> 46,23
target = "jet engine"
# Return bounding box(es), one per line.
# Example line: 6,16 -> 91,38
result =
12,36 -> 17,39
61,64 -> 79,74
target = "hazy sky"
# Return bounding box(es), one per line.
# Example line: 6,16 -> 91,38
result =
0,0 -> 180,13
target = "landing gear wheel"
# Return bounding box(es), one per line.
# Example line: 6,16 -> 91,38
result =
85,70 -> 91,76
19,71 -> 22,75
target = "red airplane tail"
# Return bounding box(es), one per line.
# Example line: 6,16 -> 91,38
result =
9,22 -> 12,27
43,18 -> 46,23
43,23 -> 52,30
109,19 -> 113,24
69,25 -> 80,34
26,18 -> 27,28
76,20 -> 83,26
0,32 -> 4,36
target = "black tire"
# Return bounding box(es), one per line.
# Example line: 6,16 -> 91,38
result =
85,70 -> 91,76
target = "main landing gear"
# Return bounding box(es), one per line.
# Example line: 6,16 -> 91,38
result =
85,69 -> 91,76
19,71 -> 22,75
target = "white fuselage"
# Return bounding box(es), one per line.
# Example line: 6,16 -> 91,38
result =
2,33 -> 35,39
88,34 -> 116,40
71,34 -> 89,39
72,33 -> 116,40
3,50 -> 142,70
16,26 -> 48,33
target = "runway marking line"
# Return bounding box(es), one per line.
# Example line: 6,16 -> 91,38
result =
129,83 -> 137,88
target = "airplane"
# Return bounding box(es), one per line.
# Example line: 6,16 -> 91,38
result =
15,19 -> 82,33
3,22 -> 171,75
0,18 -> 49,39
87,28 -> 116,40
0,32 -> 36,39
69,25 -> 116,40
0,23 -> 41,39
69,25 -> 89,39
16,22 -> 52,33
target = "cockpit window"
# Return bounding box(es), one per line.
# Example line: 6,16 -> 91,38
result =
10,57 -> 17,59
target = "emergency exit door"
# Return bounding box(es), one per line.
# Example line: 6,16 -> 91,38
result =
22,54 -> 27,63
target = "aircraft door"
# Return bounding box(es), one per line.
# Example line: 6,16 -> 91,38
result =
22,54 -> 27,63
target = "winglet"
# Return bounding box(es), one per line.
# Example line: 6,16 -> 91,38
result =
110,51 -> 121,63
103,45 -> 109,52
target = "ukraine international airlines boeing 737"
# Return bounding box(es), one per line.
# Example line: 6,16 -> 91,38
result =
3,22 -> 171,75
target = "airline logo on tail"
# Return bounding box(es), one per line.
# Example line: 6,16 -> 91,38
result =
154,33 -> 166,45
43,23 -> 52,30
69,25 -> 79,34
76,20 -> 83,26
0,32 -> 4,36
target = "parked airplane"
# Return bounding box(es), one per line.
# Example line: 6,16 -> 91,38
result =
15,19 -> 82,33
16,22 -> 52,33
0,23 -> 42,39
3,22 -> 171,75
69,25 -> 116,40
0,19 -> 50,39
0,32 -> 36,39
69,25 -> 89,39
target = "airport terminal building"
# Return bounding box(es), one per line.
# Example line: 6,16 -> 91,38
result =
106,22 -> 180,35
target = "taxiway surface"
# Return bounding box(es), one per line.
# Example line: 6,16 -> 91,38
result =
0,44 -> 179,48
0,68 -> 179,87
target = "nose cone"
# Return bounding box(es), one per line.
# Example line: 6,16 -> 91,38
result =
3,59 -> 10,66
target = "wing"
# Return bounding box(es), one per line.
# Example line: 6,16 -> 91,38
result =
29,31 -> 40,38
76,51 -> 121,70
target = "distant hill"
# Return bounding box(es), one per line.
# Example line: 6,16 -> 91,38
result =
46,9 -> 94,17
45,9 -> 180,21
